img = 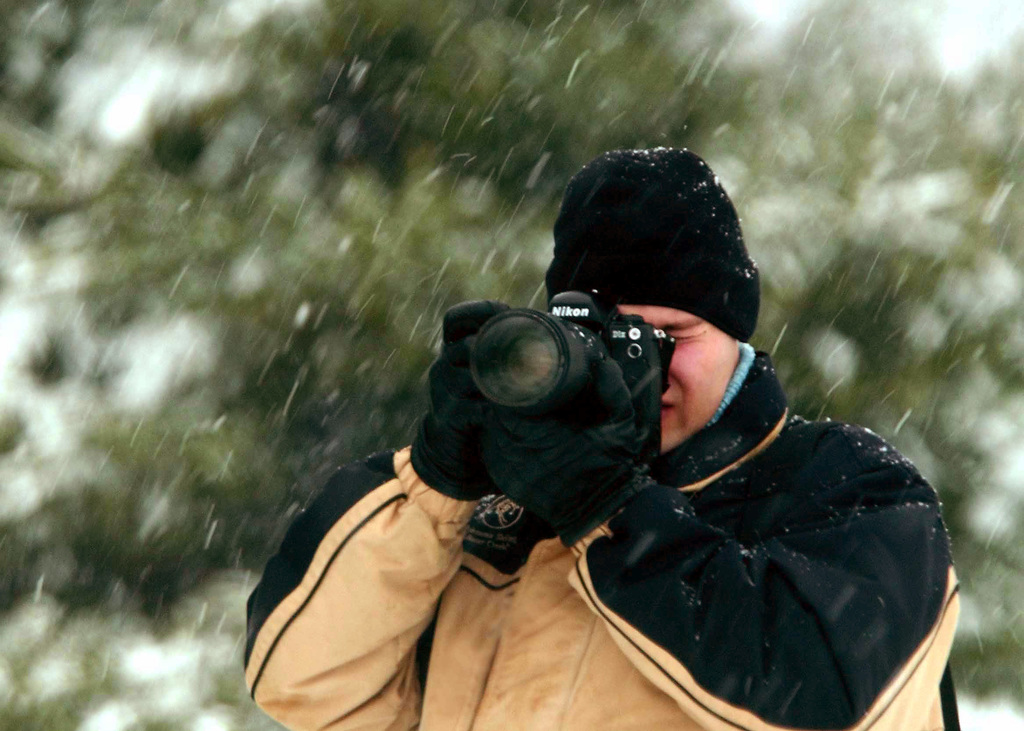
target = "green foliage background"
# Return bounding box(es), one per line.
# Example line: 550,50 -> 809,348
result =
1,0 -> 1022,727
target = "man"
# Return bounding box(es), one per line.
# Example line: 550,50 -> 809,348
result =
244,148 -> 959,730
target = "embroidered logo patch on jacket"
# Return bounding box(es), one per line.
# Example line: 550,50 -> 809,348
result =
463,495 -> 555,575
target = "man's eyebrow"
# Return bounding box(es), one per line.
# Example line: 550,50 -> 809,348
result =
661,318 -> 704,330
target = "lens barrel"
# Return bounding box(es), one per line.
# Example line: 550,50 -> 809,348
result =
470,310 -> 596,414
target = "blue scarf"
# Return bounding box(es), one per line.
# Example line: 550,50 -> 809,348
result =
704,342 -> 756,429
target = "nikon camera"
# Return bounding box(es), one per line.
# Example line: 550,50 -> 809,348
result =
469,291 -> 675,464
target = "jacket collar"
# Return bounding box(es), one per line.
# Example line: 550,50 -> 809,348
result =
651,352 -> 788,492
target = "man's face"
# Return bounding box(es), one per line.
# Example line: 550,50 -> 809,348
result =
617,304 -> 740,454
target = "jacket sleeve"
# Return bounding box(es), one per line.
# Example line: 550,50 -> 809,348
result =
568,424 -> 959,731
244,447 -> 477,731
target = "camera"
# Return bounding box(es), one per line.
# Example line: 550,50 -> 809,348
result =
469,291 -> 675,463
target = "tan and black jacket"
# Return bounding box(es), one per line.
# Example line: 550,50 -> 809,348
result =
245,354 -> 959,730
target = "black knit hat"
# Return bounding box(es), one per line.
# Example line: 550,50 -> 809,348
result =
545,148 -> 759,341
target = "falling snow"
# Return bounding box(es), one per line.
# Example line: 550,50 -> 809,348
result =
0,0 -> 1022,726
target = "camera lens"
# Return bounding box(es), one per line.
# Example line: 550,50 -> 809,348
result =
472,309 -> 601,413
471,313 -> 564,408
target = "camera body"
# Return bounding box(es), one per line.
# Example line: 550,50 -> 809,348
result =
470,291 -> 675,463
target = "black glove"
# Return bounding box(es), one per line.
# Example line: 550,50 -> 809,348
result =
481,357 -> 654,545
411,300 -> 509,500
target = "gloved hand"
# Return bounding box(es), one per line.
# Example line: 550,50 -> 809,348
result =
481,357 -> 654,545
411,300 -> 509,500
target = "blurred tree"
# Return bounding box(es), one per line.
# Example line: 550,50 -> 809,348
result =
0,0 -> 1021,727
